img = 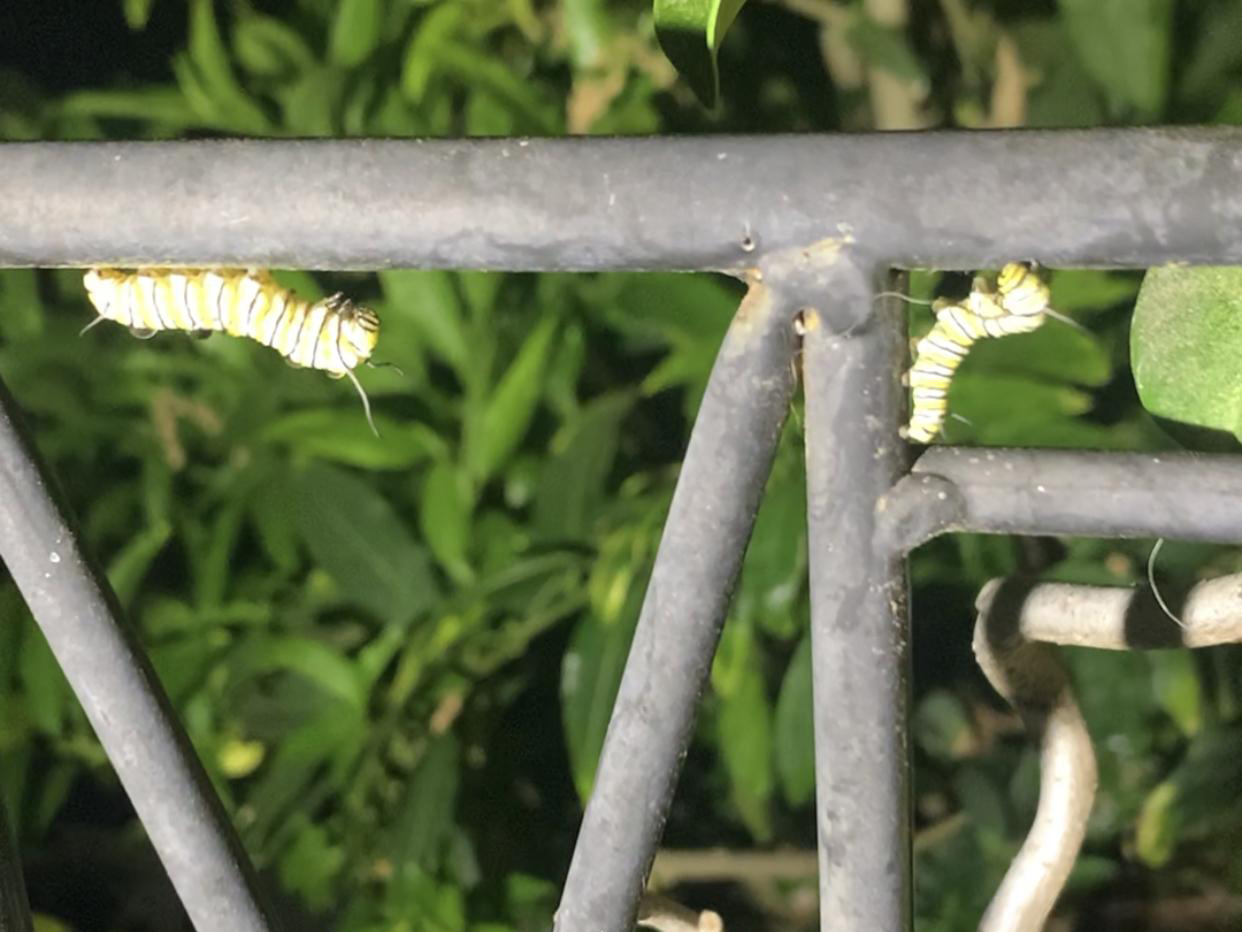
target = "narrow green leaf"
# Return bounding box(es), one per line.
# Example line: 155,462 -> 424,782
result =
653,0 -> 750,107
560,602 -> 641,800
391,735 -> 459,867
1131,266 -> 1242,439
292,463 -> 439,621
1058,0 -> 1173,115
844,11 -> 928,87
401,3 -> 466,103
234,13 -> 317,77
533,392 -> 633,539
563,0 -> 611,69
229,635 -> 367,713
186,0 -> 270,133
714,626 -> 774,840
124,0 -> 156,30
774,634 -> 814,807
18,628 -> 68,738
329,0 -> 384,67
468,316 -> 558,482
419,460 -> 474,583
59,87 -> 196,127
263,408 -> 445,470
380,270 -> 471,377
106,520 -> 172,607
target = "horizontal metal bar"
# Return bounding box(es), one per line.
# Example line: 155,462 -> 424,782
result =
2,129 -> 1242,270
877,448 -> 1242,552
0,380 -> 279,932
556,278 -> 798,932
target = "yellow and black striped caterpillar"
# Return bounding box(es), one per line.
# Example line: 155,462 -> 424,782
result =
83,267 -> 380,433
901,262 -> 1051,444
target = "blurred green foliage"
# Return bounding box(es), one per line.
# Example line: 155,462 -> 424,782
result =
0,1 -> 1241,930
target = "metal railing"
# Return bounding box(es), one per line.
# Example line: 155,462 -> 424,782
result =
2,128 -> 1242,932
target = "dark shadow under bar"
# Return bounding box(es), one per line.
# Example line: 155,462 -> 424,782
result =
0,383 -> 279,932
555,280 -> 798,932
878,448 -> 1242,553
3,129 -> 1242,270
803,274 -> 912,931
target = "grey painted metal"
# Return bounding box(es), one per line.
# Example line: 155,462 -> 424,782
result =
2,129 -> 1242,270
877,448 -> 1242,553
802,271 -> 912,931
555,278 -> 799,932
0,382 -> 279,932
0,795 -> 32,932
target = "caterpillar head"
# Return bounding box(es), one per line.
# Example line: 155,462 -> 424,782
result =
338,301 -> 380,366
996,262 -> 1050,317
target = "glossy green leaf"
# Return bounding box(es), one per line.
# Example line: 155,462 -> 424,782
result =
1058,0 -> 1173,115
467,316 -> 558,482
1131,266 -> 1242,439
329,0 -> 384,67
654,0 -> 749,107
292,463 -> 438,622
773,633 -> 814,807
419,460 -> 474,583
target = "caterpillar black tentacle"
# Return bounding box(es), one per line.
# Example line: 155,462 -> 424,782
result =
82,267 -> 382,436
901,262 -> 1051,445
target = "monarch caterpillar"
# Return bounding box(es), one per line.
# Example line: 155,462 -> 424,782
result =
901,262 -> 1051,444
82,267 -> 381,434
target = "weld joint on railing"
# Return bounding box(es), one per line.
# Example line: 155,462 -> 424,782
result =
874,471 -> 966,555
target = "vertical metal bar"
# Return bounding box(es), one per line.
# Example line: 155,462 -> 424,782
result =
0,380 -> 278,932
555,279 -> 799,932
0,796 -> 31,932
802,270 -> 912,932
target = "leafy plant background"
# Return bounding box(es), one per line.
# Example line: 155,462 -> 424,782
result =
0,1 -> 1240,930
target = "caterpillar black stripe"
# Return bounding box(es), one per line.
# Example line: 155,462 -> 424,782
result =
901,262 -> 1050,444
83,267 -> 381,434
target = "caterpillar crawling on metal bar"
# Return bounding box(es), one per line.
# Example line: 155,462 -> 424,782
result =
901,262 -> 1052,444
82,267 -> 381,434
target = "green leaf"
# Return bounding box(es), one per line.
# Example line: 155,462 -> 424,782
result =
59,87 -> 197,127
774,633 -> 814,807
106,520 -> 172,607
533,392 -> 633,539
263,408 -> 445,470
279,817 -> 345,911
230,635 -> 367,714
234,13 -> 317,77
380,270 -> 471,377
653,0 -> 750,107
964,319 -> 1111,388
329,0 -> 384,67
292,463 -> 438,622
844,11 -> 928,87
712,620 -> 773,840
390,735 -> 459,868
124,0 -> 156,30
563,0 -> 611,70
185,0 -> 270,133
419,460 -> 474,583
401,3 -> 465,103
1131,266 -> 1242,439
1148,651 -> 1202,738
1058,0 -> 1173,115
560,601 -> 641,800
18,628 -> 69,738
467,316 -> 558,482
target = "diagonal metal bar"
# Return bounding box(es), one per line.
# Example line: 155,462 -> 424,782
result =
802,269 -> 912,931
0,380 -> 279,932
876,448 -> 1242,553
3,129 -> 1242,270
555,276 -> 799,932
